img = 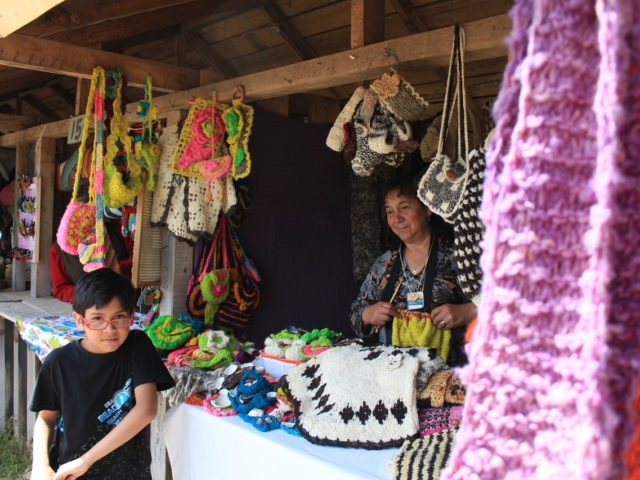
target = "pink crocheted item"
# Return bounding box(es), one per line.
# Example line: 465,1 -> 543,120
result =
204,395 -> 237,417
443,1 -> 640,479
165,345 -> 198,367
301,344 -> 330,357
177,106 -> 227,170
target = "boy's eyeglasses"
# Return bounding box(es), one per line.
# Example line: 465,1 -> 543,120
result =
80,316 -> 133,330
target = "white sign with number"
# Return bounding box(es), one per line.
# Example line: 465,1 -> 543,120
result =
67,114 -> 85,144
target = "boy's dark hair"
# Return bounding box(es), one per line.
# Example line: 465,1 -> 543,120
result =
73,268 -> 136,316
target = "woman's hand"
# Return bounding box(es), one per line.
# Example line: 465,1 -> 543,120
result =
431,303 -> 477,330
362,302 -> 401,327
52,457 -> 91,480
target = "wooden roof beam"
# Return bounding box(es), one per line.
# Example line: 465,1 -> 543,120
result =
45,0 -> 232,47
47,83 -> 76,109
0,33 -> 202,92
262,3 -> 343,100
389,0 -> 429,34
0,113 -> 40,132
0,14 -> 510,147
21,95 -> 63,121
184,32 -> 235,80
351,0 -> 386,49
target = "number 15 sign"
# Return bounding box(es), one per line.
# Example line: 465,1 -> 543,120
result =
67,114 -> 86,144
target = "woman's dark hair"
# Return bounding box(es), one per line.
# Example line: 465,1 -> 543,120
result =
73,268 -> 136,316
381,177 -> 454,245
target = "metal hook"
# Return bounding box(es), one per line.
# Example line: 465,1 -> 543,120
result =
360,47 -> 401,86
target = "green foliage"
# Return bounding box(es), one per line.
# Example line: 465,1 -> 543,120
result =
0,420 -> 31,480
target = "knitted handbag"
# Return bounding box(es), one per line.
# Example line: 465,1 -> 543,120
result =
391,310 -> 451,363
222,85 -> 254,180
186,237 -> 214,319
371,69 -> 429,122
134,75 -> 161,192
56,68 -> 101,255
201,216 -> 232,325
417,26 -> 470,223
77,70 -> 119,273
103,70 -> 143,209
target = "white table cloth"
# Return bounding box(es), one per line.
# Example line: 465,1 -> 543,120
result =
164,403 -> 400,480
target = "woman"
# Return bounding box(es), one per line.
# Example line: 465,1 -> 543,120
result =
350,178 -> 476,366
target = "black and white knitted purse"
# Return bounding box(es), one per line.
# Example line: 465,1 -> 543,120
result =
452,143 -> 485,304
391,428 -> 459,480
417,25 -> 470,222
284,343 -> 437,449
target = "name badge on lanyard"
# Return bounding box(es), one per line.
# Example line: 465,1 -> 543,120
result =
407,292 -> 424,310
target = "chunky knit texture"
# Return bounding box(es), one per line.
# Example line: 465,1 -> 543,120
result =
442,0 -> 640,479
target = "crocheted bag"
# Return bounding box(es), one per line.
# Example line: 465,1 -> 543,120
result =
185,237 -> 214,319
134,75 -> 161,192
391,310 -> 451,363
56,68 -> 101,255
417,26 -> 470,223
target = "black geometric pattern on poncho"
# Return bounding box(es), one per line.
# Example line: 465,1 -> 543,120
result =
452,143 -> 486,300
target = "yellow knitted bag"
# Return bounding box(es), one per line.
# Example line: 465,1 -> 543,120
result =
392,310 -> 451,362
103,71 -> 143,208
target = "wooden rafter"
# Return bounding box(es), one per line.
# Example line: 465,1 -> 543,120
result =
262,3 -> 343,99
185,32 -> 235,79
102,25 -> 181,54
388,0 -> 429,34
351,0 -> 386,49
18,0 -> 200,37
0,33 -> 202,92
0,113 -> 40,131
45,0 -> 232,47
0,14 -> 510,148
180,0 -> 277,33
47,83 -> 75,109
21,95 -> 62,121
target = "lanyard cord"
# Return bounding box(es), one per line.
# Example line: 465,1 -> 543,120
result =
399,237 -> 434,293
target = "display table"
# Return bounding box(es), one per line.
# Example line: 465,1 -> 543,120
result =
16,313 -> 145,361
164,403 -> 399,480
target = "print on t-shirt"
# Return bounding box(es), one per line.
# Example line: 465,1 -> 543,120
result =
98,378 -> 133,427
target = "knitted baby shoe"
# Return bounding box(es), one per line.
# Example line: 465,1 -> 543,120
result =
420,116 -> 442,162
326,86 -> 367,152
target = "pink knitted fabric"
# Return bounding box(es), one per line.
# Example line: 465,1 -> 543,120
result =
443,0 -> 640,479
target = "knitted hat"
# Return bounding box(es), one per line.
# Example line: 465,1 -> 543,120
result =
371,70 -> 429,122
326,86 -> 367,151
145,315 -> 197,351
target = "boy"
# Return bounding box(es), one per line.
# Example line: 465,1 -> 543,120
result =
30,268 -> 175,480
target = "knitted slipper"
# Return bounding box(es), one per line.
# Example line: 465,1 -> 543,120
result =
239,413 -> 280,432
326,86 -> 367,152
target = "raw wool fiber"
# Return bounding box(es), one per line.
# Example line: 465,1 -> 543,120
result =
442,1 -> 640,479
163,365 -> 224,407
283,343 -> 436,449
391,428 -> 458,480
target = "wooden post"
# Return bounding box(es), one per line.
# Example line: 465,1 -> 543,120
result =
0,318 -> 10,432
308,95 -> 342,124
75,78 -> 91,116
13,143 -> 29,292
31,137 -> 56,298
150,394 -> 173,480
256,96 -> 290,117
13,327 -> 27,449
25,348 -> 38,444
351,0 -> 386,49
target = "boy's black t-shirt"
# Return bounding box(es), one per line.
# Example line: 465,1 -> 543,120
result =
29,330 -> 175,480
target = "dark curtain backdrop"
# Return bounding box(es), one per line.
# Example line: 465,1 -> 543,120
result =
236,107 -> 359,345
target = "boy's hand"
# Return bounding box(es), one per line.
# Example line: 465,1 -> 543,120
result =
52,457 -> 91,480
31,465 -> 56,480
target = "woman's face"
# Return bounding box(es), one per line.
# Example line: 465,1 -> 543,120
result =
385,190 -> 431,243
